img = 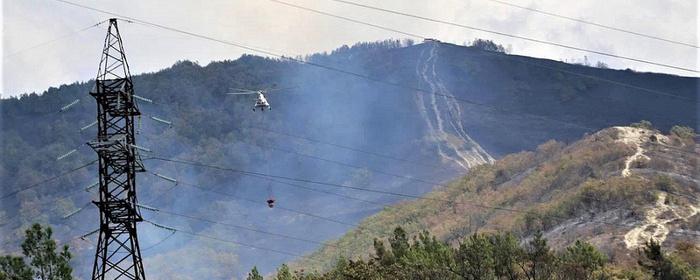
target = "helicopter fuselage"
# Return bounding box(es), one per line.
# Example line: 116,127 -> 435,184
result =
253,92 -> 270,111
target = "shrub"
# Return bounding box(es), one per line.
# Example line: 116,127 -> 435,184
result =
595,61 -> 609,69
559,240 -> 607,280
631,120 -> 654,130
670,125 -> 695,139
638,239 -> 695,280
470,39 -> 507,53
654,175 -> 678,192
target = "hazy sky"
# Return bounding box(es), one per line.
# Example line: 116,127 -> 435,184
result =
1,0 -> 697,98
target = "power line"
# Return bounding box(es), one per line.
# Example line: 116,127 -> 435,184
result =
1,139 -> 383,230
143,219 -> 322,261
60,0 -> 696,136
180,180 -> 359,227
24,148 -> 672,240
9,181 -> 369,237
252,174 -> 386,206
481,0 -> 698,48
45,0 -> 700,237
43,0 -> 686,134
137,79 -> 688,190
150,156 -> 427,203
320,0 -> 698,73
140,205 -> 339,249
48,0 -> 607,131
240,138 -> 451,188
3,202 -> 95,248
1,180 -> 100,231
0,167 -> 100,228
137,91 -> 453,172
54,3 -> 690,106
279,0 -> 697,101
245,126 -> 448,170
149,155 -> 700,237
3,20 -> 109,59
145,172 -> 359,228
142,176 -> 180,205
266,0 -> 695,101
0,159 -> 97,200
131,93 -> 454,172
140,231 -> 176,252
1,224 -> 98,248
42,0 -> 695,113
500,54 -> 695,101
147,173 -> 404,241
77,228 -> 178,254
271,0 -> 426,39
146,158 -> 383,207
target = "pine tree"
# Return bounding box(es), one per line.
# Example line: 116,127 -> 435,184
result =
490,233 -> 522,280
521,231 -> 556,280
389,227 -> 409,259
0,256 -> 32,280
455,233 -> 495,279
559,240 -> 606,280
638,239 -> 691,280
275,264 -> 293,280
246,266 -> 263,280
1,224 -> 73,280
21,224 -> 72,280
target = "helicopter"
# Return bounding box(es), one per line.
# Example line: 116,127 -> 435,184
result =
226,85 -> 292,112
226,88 -> 271,111
226,86 -> 297,111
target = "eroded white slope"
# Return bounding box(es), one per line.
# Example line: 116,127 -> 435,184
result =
624,192 -> 699,248
414,43 -> 493,170
616,127 -> 652,177
614,126 -> 699,248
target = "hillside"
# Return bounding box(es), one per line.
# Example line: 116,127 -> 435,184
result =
293,125 -> 700,272
1,40 -> 698,279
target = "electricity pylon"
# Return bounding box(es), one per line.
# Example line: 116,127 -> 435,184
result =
88,18 -> 147,280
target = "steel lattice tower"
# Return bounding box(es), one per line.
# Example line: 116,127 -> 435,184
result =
88,18 -> 146,280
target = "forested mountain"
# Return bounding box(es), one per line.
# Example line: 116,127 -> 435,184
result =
290,125 -> 699,277
1,40 -> 697,279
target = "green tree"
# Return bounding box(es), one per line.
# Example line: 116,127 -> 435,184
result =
1,224 -> 72,280
388,227 -> 409,260
246,266 -> 263,280
275,264 -> 294,280
559,240 -> 606,280
470,39 -> 507,53
455,233 -> 495,279
638,239 -> 691,280
400,231 -> 455,279
20,224 -> 72,280
0,256 -> 32,280
521,231 -> 556,280
490,233 -> 522,280
329,259 -> 381,280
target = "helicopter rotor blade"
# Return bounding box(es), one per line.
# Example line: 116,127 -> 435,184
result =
263,86 -> 298,94
226,85 -> 296,95
225,92 -> 257,95
229,87 -> 259,92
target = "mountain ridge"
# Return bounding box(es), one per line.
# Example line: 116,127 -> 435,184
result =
1,40 -> 697,279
